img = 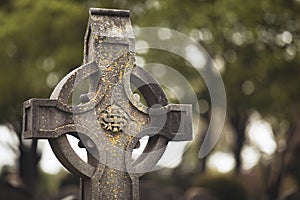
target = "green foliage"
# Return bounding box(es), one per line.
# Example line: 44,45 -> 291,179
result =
1,0 -> 298,129
133,0 -> 300,122
0,0 -> 87,125
36,169 -> 67,194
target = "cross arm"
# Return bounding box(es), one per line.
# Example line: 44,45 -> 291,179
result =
148,104 -> 193,141
23,98 -> 76,139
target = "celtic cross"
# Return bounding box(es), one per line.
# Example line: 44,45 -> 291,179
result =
23,8 -> 192,200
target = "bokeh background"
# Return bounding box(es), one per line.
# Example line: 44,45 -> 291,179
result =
0,0 -> 300,199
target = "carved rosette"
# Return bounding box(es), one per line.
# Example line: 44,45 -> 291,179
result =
98,104 -> 129,133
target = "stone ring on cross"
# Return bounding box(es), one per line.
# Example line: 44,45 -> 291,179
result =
23,8 -> 192,200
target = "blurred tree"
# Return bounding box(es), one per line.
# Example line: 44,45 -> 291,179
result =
1,0 -> 300,199
0,0 -> 87,197
129,0 -> 300,199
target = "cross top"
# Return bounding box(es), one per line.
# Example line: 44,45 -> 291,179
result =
23,8 -> 192,200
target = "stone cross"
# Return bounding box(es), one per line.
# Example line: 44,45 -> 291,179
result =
23,8 -> 192,200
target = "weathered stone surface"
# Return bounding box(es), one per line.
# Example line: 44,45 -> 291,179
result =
23,8 -> 192,200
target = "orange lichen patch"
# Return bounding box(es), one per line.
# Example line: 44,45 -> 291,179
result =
104,132 -> 121,146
